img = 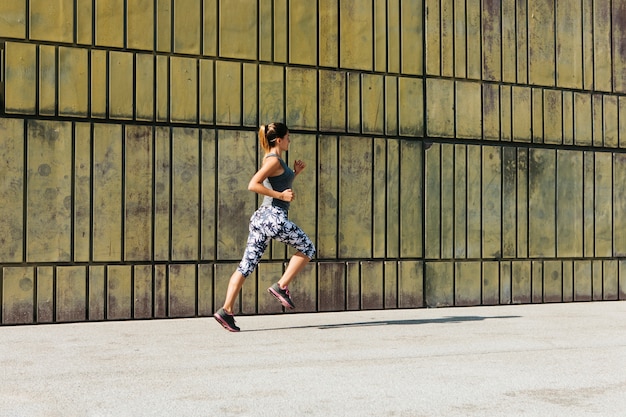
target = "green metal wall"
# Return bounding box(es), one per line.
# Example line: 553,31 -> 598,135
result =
0,0 -> 624,325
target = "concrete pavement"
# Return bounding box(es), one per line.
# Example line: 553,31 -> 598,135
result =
1,301 -> 625,416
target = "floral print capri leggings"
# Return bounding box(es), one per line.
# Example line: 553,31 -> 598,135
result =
237,205 -> 316,277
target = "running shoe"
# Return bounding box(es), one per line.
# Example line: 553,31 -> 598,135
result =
268,283 -> 295,309
213,308 -> 240,332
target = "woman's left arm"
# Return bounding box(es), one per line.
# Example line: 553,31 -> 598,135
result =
293,159 -> 306,177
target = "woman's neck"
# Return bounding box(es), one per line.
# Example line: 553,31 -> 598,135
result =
267,147 -> 282,157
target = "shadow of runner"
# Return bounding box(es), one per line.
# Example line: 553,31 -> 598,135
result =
244,315 -> 521,332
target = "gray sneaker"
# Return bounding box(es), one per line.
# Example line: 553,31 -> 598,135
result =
213,308 -> 240,332
268,283 -> 295,309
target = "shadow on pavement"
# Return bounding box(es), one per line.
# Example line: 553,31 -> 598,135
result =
245,315 -> 521,332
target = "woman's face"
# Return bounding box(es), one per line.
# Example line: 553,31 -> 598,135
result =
278,132 -> 290,151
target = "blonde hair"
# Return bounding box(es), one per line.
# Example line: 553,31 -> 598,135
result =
258,122 -> 288,154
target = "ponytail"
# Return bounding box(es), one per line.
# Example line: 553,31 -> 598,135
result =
258,122 -> 288,154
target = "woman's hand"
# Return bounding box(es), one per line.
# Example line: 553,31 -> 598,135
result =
293,160 -> 306,175
280,189 -> 294,202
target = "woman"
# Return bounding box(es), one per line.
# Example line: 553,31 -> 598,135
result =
214,122 -> 316,332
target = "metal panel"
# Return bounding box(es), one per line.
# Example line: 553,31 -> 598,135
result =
516,0 -> 529,83
171,128 -> 199,260
466,0 -> 481,79
318,135 -> 338,258
398,261 -> 423,308
528,149 -> 556,257
562,261 -> 574,302
59,47 -> 88,117
454,0 -> 466,78
107,265 -> 132,319
340,0 -> 373,70
563,92 -> 574,145
124,126 -> 153,261
425,261 -> 453,307
2,267 -> 34,324
441,0 -> 454,77
174,0 -> 201,54
109,51 -> 134,120
362,74 -> 384,135
154,127 -> 171,261
95,0 -> 124,47
200,130 -> 216,260
517,149 -> 529,257
243,63 -> 257,127
502,147 -> 517,258
286,68 -> 317,130
456,81 -> 482,139
88,266 -> 105,320
135,54 -> 154,121
400,141 -> 422,258
259,64 -> 283,125
361,261 -> 383,310
543,260 -> 562,303
4,42 -> 37,115
482,0 -> 501,81
203,0 -> 218,57
0,1 -> 25,38
425,143 -> 440,259
544,90 -> 562,144
339,136 -> 372,258
466,145 -> 481,259
169,264 -> 196,317
582,0 -> 593,90
556,0 -> 583,89
401,0 -> 422,75
0,118 -> 24,262
26,120 -> 72,262
556,150 -> 583,257
512,86 -> 531,142
385,76 -> 398,135
483,84 -> 500,140
76,0 -> 92,45
127,0 -> 154,50
154,265 -> 167,317
500,86 -> 512,141
499,261 -> 511,304
574,94 -> 593,146
441,144 -> 454,259
36,267 -> 53,323
426,79 -> 454,138
290,0 -> 317,66
384,261 -> 397,308
501,0 -> 516,83
583,152 -> 595,257
319,0 -> 339,67
594,152 -> 612,257
347,72 -> 360,133
532,261 -> 543,303
454,145 -> 467,258
374,0 -> 387,72
133,265 -> 153,319
386,0 -> 400,74
480,261 -> 500,305
621,260 -> 626,300
199,60 -> 215,125
593,1 -> 611,92
90,50 -> 107,118
56,266 -> 87,322
274,0 -> 287,63
170,57 -> 198,123
319,70 -> 346,132
216,130 -> 256,259
92,124 -> 122,262
604,96 -> 619,148
318,262 -> 346,312
346,261 -> 360,310
455,261 -> 481,306
156,54 -> 169,122
573,260 -> 592,301
198,264 -> 213,316
215,61 -> 241,125
528,0 -> 555,86
592,260 -> 603,301
156,0 -> 172,52
603,260 -> 618,300
592,94 -> 603,147
614,2 -> 626,93
512,261 -> 531,304
38,45 -> 56,116
425,0 -> 441,76
29,0 -> 73,43
532,88 -> 543,143
614,154 -> 626,256
219,0 -> 257,59
373,139 -> 386,258
386,140 -> 400,258
482,146 -> 501,258
398,77 -> 423,137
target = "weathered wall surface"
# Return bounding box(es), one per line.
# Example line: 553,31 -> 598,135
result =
0,0 -> 624,324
